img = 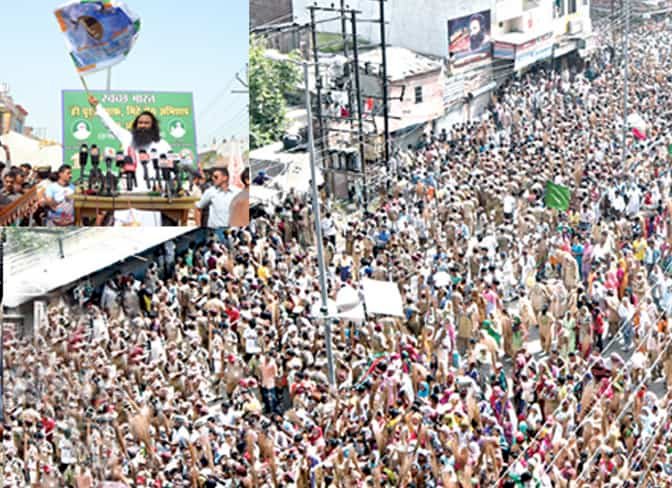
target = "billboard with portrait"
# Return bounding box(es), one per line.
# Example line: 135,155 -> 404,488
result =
448,10 -> 492,70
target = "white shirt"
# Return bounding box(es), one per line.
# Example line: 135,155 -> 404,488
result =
243,327 -> 261,354
503,195 -> 516,214
196,186 -> 238,227
95,104 -> 172,192
59,437 -> 76,464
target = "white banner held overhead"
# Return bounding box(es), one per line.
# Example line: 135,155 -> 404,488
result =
362,279 -> 404,317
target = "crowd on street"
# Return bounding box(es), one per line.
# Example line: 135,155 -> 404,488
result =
6,17 -> 672,488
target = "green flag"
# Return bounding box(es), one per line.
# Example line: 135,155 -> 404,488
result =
544,181 -> 571,211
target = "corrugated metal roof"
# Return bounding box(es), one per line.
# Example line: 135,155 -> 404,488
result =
5,227 -> 192,308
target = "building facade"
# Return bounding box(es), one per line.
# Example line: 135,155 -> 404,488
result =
0,87 -> 29,136
290,0 -> 594,132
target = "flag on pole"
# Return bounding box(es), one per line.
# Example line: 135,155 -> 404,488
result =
228,138 -> 246,190
544,181 -> 571,211
54,1 -> 141,75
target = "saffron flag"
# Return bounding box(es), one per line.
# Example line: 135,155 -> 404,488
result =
544,180 -> 571,211
54,1 -> 141,75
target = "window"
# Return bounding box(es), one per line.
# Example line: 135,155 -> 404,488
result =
568,0 -> 577,13
414,86 -> 423,104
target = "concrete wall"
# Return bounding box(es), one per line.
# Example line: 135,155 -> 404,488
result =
388,73 -> 446,132
553,0 -> 593,36
492,0 -> 555,37
251,0 -> 293,28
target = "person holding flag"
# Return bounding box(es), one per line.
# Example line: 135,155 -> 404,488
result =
87,95 -> 171,192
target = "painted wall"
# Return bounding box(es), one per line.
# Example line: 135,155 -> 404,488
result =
360,68 -> 446,133
492,0 -> 555,39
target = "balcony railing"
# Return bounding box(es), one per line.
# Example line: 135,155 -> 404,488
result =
0,186 -> 40,226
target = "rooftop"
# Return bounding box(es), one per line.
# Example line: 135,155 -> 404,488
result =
358,47 -> 443,82
5,227 -> 191,308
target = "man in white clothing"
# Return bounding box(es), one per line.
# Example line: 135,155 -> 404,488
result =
88,95 -> 172,192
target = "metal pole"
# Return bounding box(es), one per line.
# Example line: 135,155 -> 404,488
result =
621,0 -> 629,172
309,7 -> 325,155
379,0 -> 391,172
106,68 -> 112,92
304,62 -> 336,387
0,227 -> 5,425
351,11 -> 368,209
310,7 -> 330,196
340,0 -> 354,126
611,0 -> 616,46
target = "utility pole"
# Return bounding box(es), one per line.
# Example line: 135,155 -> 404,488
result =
611,0 -> 616,46
379,0 -> 391,172
621,0 -> 630,171
309,7 -> 326,158
303,62 -> 336,387
340,0 -> 354,123
351,10 -> 368,208
0,227 -> 5,425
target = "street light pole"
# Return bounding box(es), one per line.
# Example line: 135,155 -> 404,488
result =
621,0 -> 630,171
303,61 -> 336,387
0,227 -> 5,425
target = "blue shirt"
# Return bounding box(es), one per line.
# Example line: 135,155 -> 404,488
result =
45,182 -> 75,225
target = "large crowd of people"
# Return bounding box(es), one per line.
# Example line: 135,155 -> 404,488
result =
5,15 -> 672,488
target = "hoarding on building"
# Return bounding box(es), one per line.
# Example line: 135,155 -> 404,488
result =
447,10 -> 493,71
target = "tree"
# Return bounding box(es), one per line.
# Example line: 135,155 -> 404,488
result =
249,36 -> 301,150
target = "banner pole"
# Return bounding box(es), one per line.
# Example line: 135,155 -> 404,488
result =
106,68 -> 112,92
79,75 -> 91,98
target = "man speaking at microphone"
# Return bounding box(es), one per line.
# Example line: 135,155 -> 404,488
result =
88,95 -> 171,192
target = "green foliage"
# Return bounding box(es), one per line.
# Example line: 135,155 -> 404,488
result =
249,36 -> 301,150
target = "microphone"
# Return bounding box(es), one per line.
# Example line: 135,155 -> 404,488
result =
151,148 -> 161,183
160,153 -> 172,198
139,149 -> 150,187
90,144 -> 100,167
115,151 -> 125,169
123,156 -> 135,191
78,144 -> 88,184
79,144 -> 88,168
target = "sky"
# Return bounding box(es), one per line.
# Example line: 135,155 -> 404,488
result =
0,0 -> 248,148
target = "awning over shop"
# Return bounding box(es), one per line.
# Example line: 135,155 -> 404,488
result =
494,32 -> 554,71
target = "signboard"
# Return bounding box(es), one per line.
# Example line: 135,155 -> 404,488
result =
61,90 -> 197,171
494,42 -> 516,59
448,10 -> 493,71
362,278 -> 404,317
514,33 -> 554,71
